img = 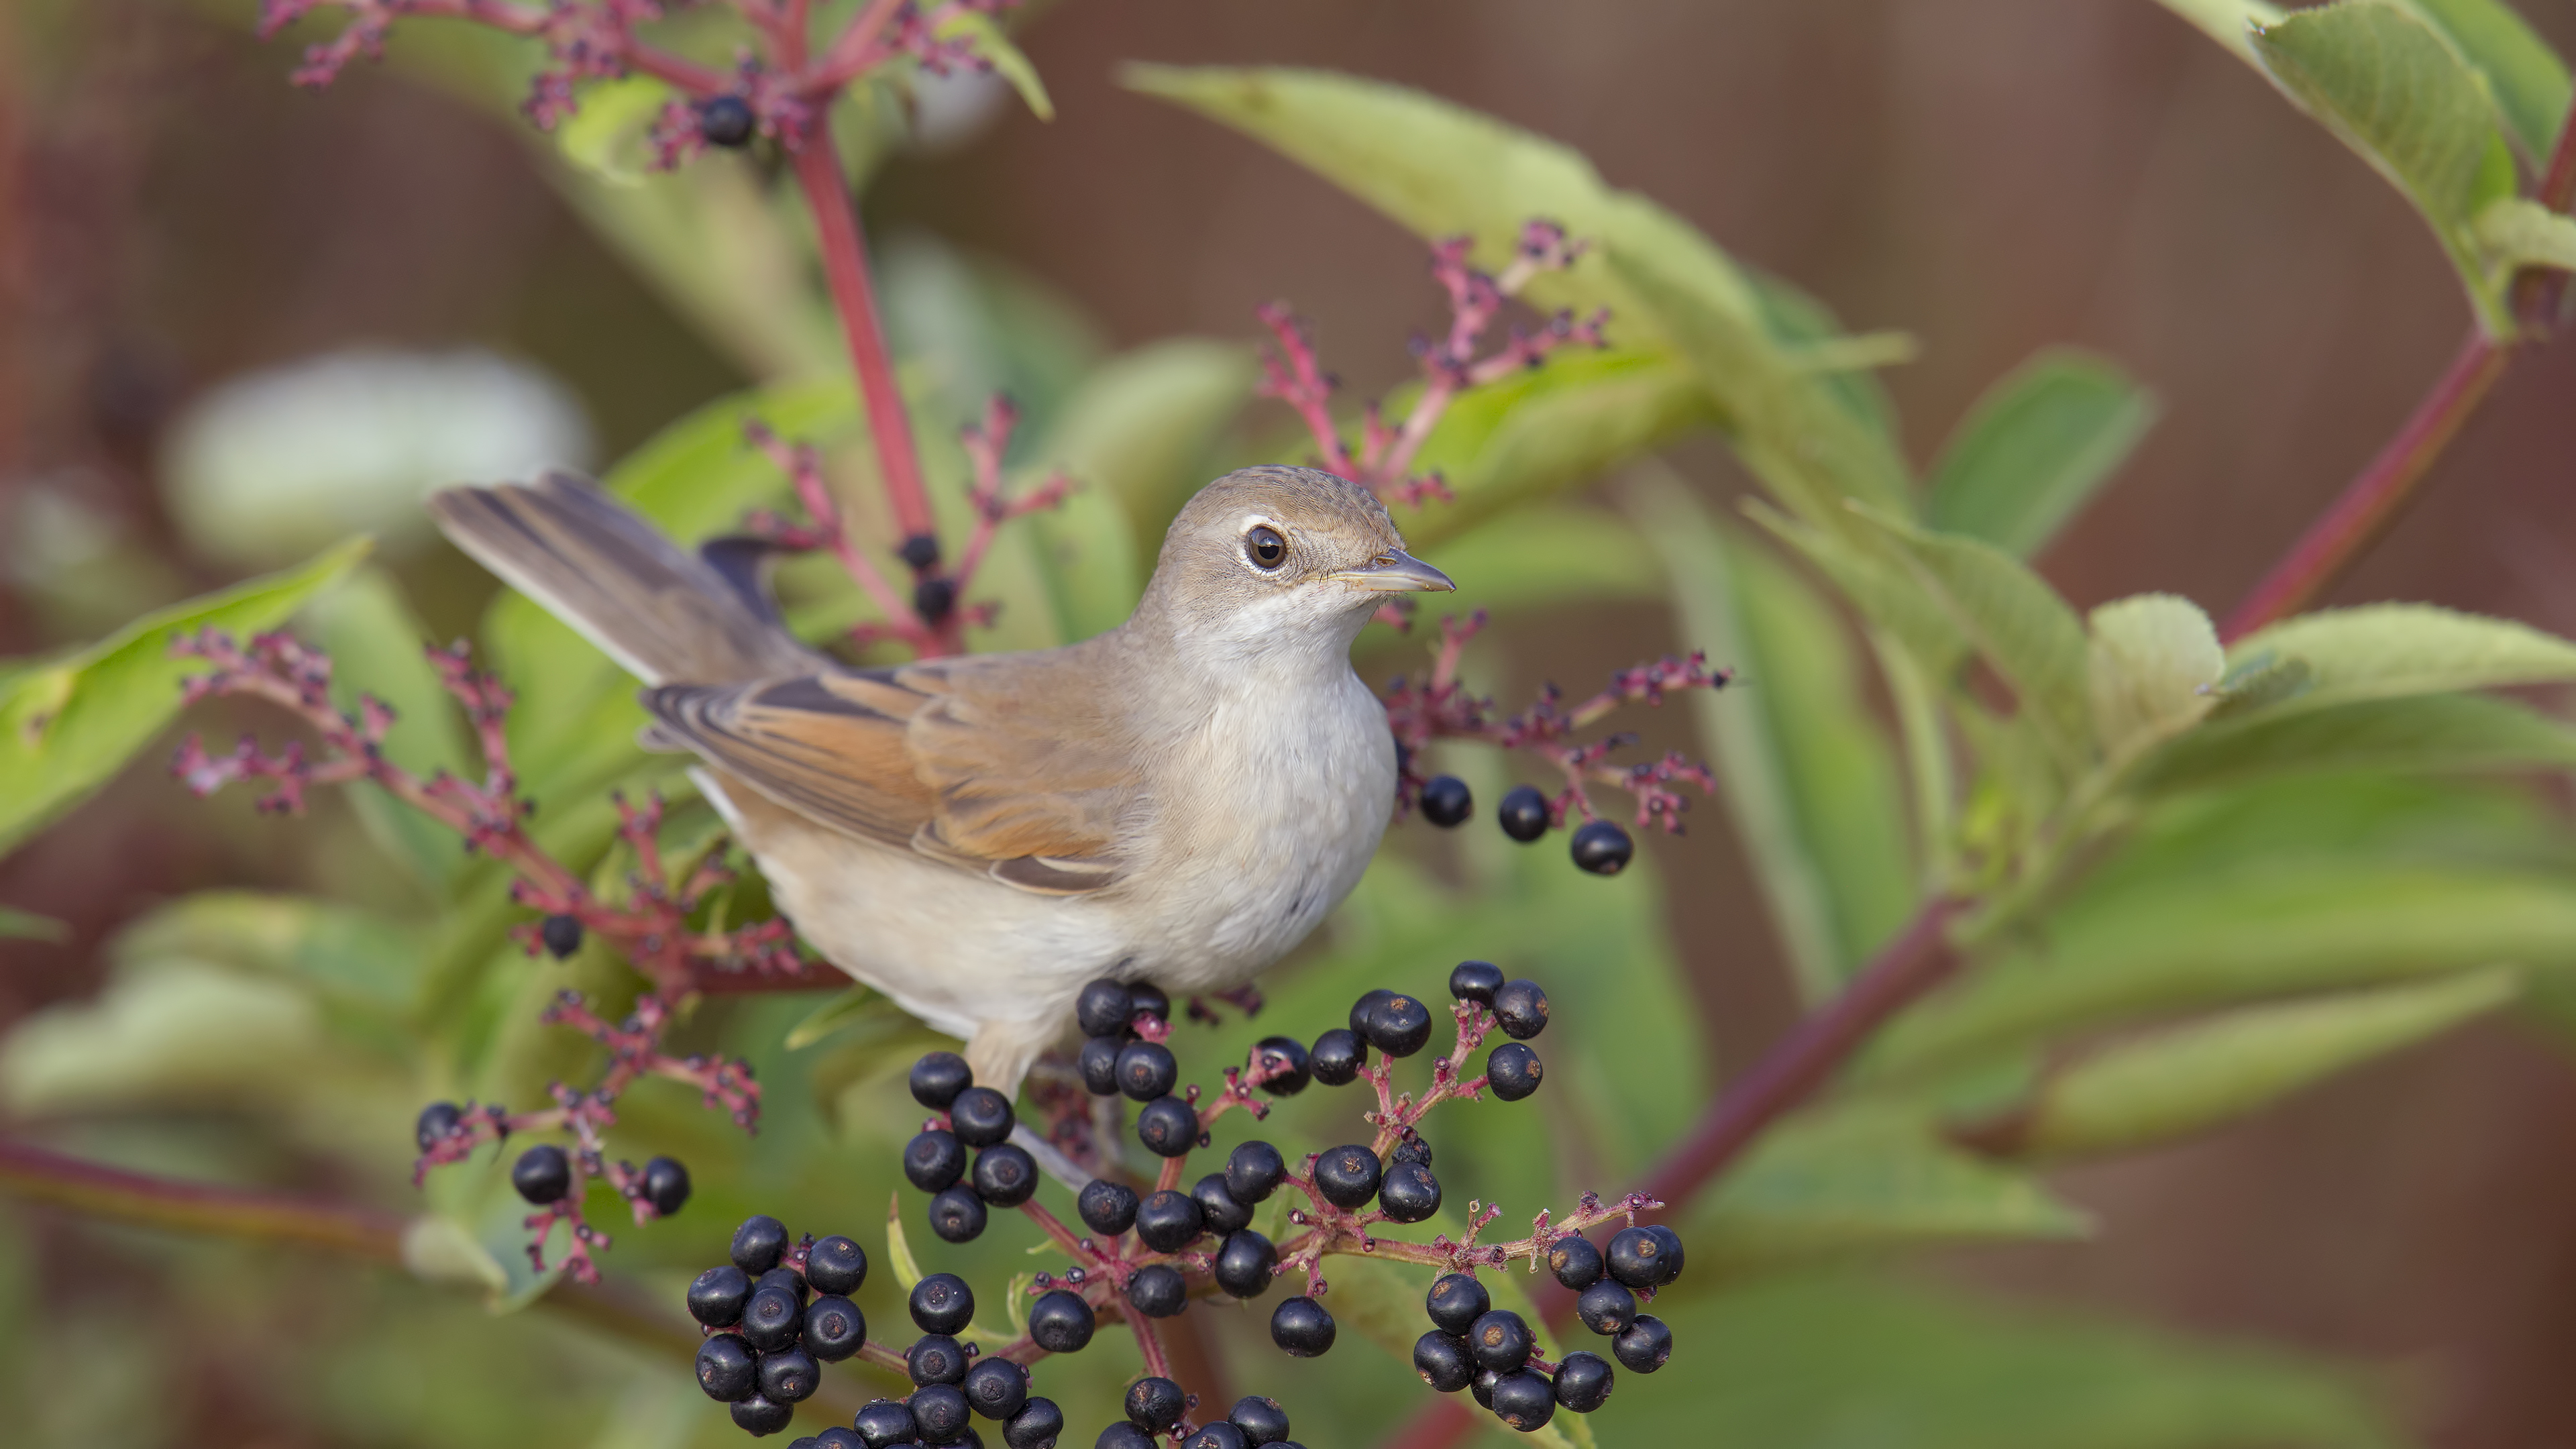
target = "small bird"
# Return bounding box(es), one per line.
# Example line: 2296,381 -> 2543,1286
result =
430,466 -> 1453,1090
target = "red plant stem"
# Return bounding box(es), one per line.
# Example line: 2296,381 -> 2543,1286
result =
0,1138 -> 408,1261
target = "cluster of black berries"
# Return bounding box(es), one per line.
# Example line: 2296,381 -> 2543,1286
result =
688,1216 -> 874,1436
1101,1380 -> 1305,1449
899,1052 -> 1038,1244
1415,775 -> 1635,876
839,1272 -> 1064,1449
1408,1221 -> 1681,1434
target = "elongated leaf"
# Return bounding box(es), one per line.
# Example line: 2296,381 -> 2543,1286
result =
0,538 -> 370,856
2089,594 -> 2225,763
2153,0 -> 2287,66
2222,603 -> 2576,722
1983,967 -> 2518,1159
114,890 -> 425,1016
1927,350 -> 2157,559
2133,692 -> 2576,794
934,11 -> 1053,121
1424,505 -> 1664,614
2398,0 -> 2573,165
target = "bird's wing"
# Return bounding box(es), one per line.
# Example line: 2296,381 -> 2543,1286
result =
640,656 -> 1137,896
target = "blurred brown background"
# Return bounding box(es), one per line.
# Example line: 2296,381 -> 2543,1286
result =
6,2 -> 2576,1444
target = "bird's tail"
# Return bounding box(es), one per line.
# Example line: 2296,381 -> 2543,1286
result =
427,470 -> 818,686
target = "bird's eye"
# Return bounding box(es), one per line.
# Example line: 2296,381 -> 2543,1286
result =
1244,526 -> 1287,571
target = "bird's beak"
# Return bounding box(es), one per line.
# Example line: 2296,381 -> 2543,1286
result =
1330,549 -> 1456,594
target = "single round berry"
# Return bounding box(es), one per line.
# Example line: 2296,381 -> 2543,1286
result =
948,1086 -> 1015,1147
1413,1331 -> 1474,1392
1077,1036 -> 1122,1095
1498,785 -> 1551,842
911,1273 -> 977,1334
1485,1042 -> 1544,1102
854,1399 -> 918,1449
1308,1029 -> 1367,1086
906,1130 -> 967,1193
414,1100 -> 462,1152
1193,1174 -> 1252,1235
1226,1140 -> 1287,1203
1362,994 -> 1434,1057
1570,818 -> 1633,875
1124,1375 -> 1188,1432
1492,979 -> 1550,1040
1077,1179 -> 1138,1237
1027,1290 -> 1095,1354
1128,983 -> 1171,1022
1075,979 -> 1135,1038
908,1333 -> 969,1386
1391,1134 -> 1434,1167
1549,1234 -> 1604,1290
1424,1273 -> 1489,1335
1181,1426 -> 1247,1449
973,1144 -> 1039,1207
696,1334 -> 757,1401
1490,1370 -> 1556,1432
699,94 -> 757,148
511,1144 -> 571,1205
1605,1225 -> 1674,1289
1470,1368 -> 1502,1410
928,1186 -> 988,1244
1135,1096 -> 1199,1158
1270,1296 -> 1335,1356
1004,1397 -> 1064,1449
910,1051 -> 974,1108
1114,1040 -> 1179,1101
806,1234 -> 867,1295
1214,1229 -> 1277,1298
757,1266 -> 809,1305
805,1295 -> 865,1360
1448,960 -> 1505,1004
1644,1224 -> 1686,1285
1379,1161 -> 1442,1224
689,1265 -> 753,1328
742,1284 -> 803,1352
760,1346 -> 821,1403
1468,1309 -> 1534,1373
733,1214 -> 790,1273
816,1428 -> 866,1449
1095,1425 -> 1155,1449
915,576 -> 958,624
641,1156 -> 691,1217
1312,1143 -> 1383,1211
910,1383 -> 972,1444
1226,1396 -> 1291,1446
1575,1279 -> 1637,1336
964,1356 -> 1028,1420
1127,1264 -> 1188,1318
1348,988 -> 1395,1035
1553,1350 -> 1615,1412
1251,1036 -> 1310,1095
732,1395 -> 794,1436
1134,1189 -> 1204,1252
541,912 -> 584,959
1612,1313 -> 1672,1373
898,532 -> 942,570
1419,774 -> 1473,827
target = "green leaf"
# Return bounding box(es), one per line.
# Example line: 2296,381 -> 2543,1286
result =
0,961 -> 331,1116
1628,474 -> 1915,1002
2152,0 -> 2287,64
2396,0 -> 2573,165
1927,350 -> 2157,559
309,568 -> 474,894
1424,506 -> 1664,616
2473,195 -> 2576,274
113,890 -> 425,1017
2132,692 -> 2576,794
2222,603 -> 2576,722
934,9 -> 1054,121
2250,1 -> 2522,335
1053,339 -> 1257,554
886,1194 -> 924,1292
0,537 -> 371,857
1980,967 -> 2519,1159
0,908 -> 66,943
782,985 -> 900,1052
554,74 -> 671,187
2088,594 -> 2225,763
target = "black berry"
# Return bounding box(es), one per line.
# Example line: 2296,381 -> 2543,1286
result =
914,576 -> 957,624
1485,1042 -> 1544,1101
807,1234 -> 867,1295
1644,1223 -> 1686,1285
1193,1174 -> 1253,1234
1489,1370 -> 1556,1432
1227,1395 -> 1291,1446
1611,1313 -> 1672,1373
1379,1161 -> 1442,1223
1003,1397 -> 1064,1449
1251,1036 -> 1311,1095
1362,993 -> 1434,1057
689,1265 -> 753,1327
911,1273 -> 977,1334
1075,979 -> 1134,1038
1269,1296 -> 1335,1356
1419,774 -> 1473,827
1413,1330 -> 1474,1392
1214,1229 -> 1277,1298
1497,785 -> 1551,842
511,1144 -> 571,1205
1095,1425 -> 1155,1449
908,1334 -> 969,1386
1424,1272 -> 1489,1334
1225,1140 -> 1287,1203
1468,1308 -> 1534,1373
1125,1375 -> 1188,1432
1129,983 -> 1171,1022
973,1144 -> 1039,1207
742,1284 -> 803,1352
905,1130 -> 968,1193
541,912 -> 583,959
1554,1350 -> 1615,1412
1128,1263 -> 1188,1318
1134,1095 -> 1199,1157
928,1186 -> 988,1243
1549,1234 -> 1603,1290
415,1101 -> 462,1151
1570,818 -> 1633,875
641,1155 -> 691,1217
1308,1029 -> 1367,1085
816,1428 -> 866,1449
733,1214 -> 790,1273
1348,988 -> 1395,1035
898,533 -> 942,570
911,1051 -> 975,1109
963,1356 -> 1028,1419
1447,960 -> 1505,1004
1077,1178 -> 1138,1236
699,94 -> 757,148
760,1346 -> 820,1403
805,1295 -> 865,1360
1311,1143 -> 1383,1210
1605,1225 -> 1674,1289
1575,1279 -> 1636,1336
696,1334 -> 757,1400
910,1383 -> 971,1444
1078,1036 -> 1122,1095
1492,979 -> 1550,1040
1026,1289 -> 1094,1354
854,1399 -> 918,1448
1391,1133 -> 1434,1167
1470,1367 -> 1502,1410
1181,1425 -> 1248,1449
733,1395 -> 794,1436
948,1086 -> 1015,1147
1134,1189 -> 1204,1252
757,1267 -> 809,1306
1114,1040 -> 1179,1101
